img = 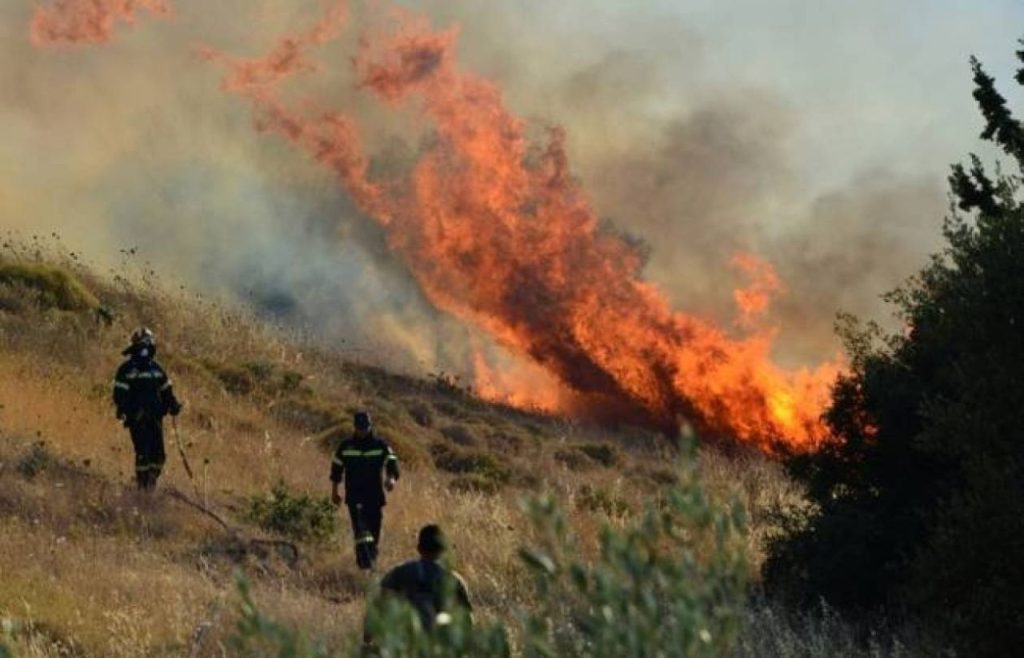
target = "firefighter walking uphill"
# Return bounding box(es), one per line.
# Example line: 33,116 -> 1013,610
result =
112,327 -> 182,491
330,411 -> 400,570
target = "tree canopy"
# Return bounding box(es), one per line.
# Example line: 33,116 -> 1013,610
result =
765,41 -> 1024,657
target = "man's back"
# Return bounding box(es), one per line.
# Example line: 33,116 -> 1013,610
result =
332,434 -> 399,506
380,558 -> 472,629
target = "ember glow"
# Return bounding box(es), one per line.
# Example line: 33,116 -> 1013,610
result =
30,0 -> 171,46
732,252 -> 784,329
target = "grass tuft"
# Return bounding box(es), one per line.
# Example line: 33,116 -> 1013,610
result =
0,260 -> 98,312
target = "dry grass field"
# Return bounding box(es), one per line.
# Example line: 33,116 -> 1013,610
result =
0,244 -> 920,656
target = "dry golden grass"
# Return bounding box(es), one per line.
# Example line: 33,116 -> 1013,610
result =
0,246 -> 816,656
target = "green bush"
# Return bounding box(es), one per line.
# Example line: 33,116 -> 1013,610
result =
576,443 -> 621,467
16,441 -> 56,480
576,484 -> 631,517
521,446 -> 748,657
248,481 -> 337,543
429,442 -> 509,484
555,443 -> 621,470
230,444 -> 749,657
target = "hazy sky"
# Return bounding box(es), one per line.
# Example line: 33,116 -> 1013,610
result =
422,0 -> 1024,187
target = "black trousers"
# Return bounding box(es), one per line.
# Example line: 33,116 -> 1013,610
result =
128,416 -> 166,490
347,503 -> 383,569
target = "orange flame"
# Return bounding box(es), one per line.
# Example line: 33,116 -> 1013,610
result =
472,348 -> 566,413
30,0 -> 171,47
732,252 -> 783,328
204,3 -> 842,451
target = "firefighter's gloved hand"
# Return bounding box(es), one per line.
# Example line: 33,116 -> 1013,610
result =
384,477 -> 396,492
168,400 -> 183,417
116,410 -> 125,422
331,489 -> 342,507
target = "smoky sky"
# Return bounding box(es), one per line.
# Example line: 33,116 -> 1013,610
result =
3,0 -> 1022,378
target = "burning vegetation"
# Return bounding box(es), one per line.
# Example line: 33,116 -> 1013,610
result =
24,0 -> 842,452
201,1 -> 840,452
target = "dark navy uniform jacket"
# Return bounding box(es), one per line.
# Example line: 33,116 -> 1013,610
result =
330,433 -> 400,507
112,357 -> 179,422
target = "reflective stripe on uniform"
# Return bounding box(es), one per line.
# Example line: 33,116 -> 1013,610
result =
113,380 -> 130,390
355,534 -> 375,544
159,380 -> 172,391
332,456 -> 345,467
125,370 -> 163,380
342,449 -> 385,457
385,454 -> 398,462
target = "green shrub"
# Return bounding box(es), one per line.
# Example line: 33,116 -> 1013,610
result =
553,447 -> 591,470
248,481 -> 337,543
561,446 -> 622,470
554,443 -> 621,470
16,441 -> 56,480
577,443 -> 621,467
429,442 -> 509,484
0,260 -> 98,311
280,369 -> 305,394
522,445 -> 748,657
576,484 -> 631,517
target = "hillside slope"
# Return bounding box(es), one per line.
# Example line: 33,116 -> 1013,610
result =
0,245 -> 835,656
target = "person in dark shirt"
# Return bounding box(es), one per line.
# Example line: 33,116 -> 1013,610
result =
112,327 -> 182,491
330,411 -> 400,570
366,524 -> 472,644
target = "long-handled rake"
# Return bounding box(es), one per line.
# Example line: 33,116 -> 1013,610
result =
171,416 -> 199,498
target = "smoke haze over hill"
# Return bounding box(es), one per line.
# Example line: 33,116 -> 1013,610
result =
3,0 -> 1022,426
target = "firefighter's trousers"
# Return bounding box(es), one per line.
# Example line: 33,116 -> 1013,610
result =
347,503 -> 383,569
128,416 -> 166,490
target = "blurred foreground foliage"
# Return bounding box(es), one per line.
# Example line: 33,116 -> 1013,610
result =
230,443 -> 749,657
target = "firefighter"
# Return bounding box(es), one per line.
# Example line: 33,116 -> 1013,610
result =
112,327 -> 182,491
362,524 -> 473,649
330,411 -> 399,570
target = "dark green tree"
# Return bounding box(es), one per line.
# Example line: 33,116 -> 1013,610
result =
765,42 -> 1024,656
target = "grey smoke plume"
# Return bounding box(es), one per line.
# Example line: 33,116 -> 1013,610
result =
4,0 -> 1019,382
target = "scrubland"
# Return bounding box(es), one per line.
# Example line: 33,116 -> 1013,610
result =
0,242 -> 920,656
